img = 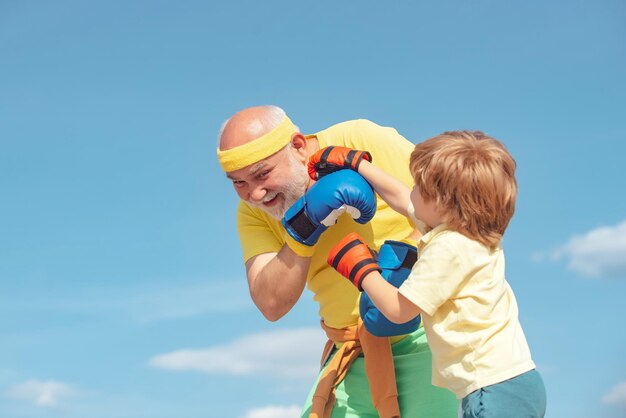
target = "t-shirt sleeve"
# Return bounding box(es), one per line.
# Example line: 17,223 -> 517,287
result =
406,201 -> 427,235
236,201 -> 283,263
398,238 -> 465,316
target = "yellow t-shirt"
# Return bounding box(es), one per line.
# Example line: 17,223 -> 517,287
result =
398,224 -> 536,399
237,119 -> 415,329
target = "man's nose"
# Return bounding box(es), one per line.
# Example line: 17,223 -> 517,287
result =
248,185 -> 267,202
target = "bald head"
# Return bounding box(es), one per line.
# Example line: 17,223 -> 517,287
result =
218,105 -> 287,151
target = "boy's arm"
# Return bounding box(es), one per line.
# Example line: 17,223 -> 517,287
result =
328,232 -> 422,324
361,271 -> 422,324
308,146 -> 412,218
357,160 -> 411,218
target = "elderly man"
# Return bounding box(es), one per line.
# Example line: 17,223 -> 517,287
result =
217,105 -> 458,418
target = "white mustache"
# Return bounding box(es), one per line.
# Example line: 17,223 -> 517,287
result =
262,192 -> 279,203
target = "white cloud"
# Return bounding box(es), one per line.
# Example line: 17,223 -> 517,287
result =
148,327 -> 325,379
241,405 -> 301,418
5,379 -> 74,407
545,220 -> 626,278
602,381 -> 626,407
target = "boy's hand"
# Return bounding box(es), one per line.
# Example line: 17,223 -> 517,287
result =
308,146 -> 372,180
282,171 -> 377,248
327,232 -> 380,290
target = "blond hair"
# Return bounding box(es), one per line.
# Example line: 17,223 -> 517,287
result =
409,131 -> 517,248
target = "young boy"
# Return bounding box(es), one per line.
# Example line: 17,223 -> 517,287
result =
308,131 -> 547,418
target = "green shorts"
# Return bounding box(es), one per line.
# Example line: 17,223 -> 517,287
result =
461,369 -> 547,418
300,327 -> 459,418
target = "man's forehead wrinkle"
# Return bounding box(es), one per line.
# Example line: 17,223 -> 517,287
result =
249,161 -> 267,175
226,160 -> 267,181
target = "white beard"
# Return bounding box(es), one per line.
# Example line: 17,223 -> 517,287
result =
247,152 -> 309,220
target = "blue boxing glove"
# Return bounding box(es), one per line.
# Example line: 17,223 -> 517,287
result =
360,240 -> 421,337
282,170 -> 376,248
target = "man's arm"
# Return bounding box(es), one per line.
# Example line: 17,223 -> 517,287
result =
245,246 -> 311,322
357,160 -> 411,218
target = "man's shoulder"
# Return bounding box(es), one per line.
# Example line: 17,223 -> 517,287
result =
236,200 -> 276,225
315,119 -> 387,136
236,201 -> 284,261
314,119 -> 411,150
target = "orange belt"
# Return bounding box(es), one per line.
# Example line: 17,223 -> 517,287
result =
309,318 -> 400,418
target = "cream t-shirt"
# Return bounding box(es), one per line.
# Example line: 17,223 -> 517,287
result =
398,214 -> 535,399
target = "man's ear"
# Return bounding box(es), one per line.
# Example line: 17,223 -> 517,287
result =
290,133 -> 308,162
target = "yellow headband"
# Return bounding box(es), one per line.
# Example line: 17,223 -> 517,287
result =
217,115 -> 298,172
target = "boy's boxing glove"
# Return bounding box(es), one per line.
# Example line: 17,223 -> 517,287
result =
308,146 -> 372,180
282,170 -> 376,248
327,232 -> 381,290
360,241 -> 421,337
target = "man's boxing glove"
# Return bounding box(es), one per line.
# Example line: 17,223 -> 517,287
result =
308,146 -> 372,180
327,232 -> 381,290
282,170 -> 377,247
360,240 -> 421,337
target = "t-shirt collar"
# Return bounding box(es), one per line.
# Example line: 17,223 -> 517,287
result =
418,223 -> 448,248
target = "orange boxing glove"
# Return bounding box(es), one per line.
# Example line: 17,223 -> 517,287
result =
308,146 -> 372,180
328,232 -> 381,290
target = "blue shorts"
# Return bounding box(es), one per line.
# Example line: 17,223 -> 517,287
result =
461,369 -> 547,418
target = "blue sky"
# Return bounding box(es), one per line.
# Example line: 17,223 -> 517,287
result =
1,1 -> 625,417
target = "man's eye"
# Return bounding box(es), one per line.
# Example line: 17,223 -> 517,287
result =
233,180 -> 245,188
257,170 -> 270,179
